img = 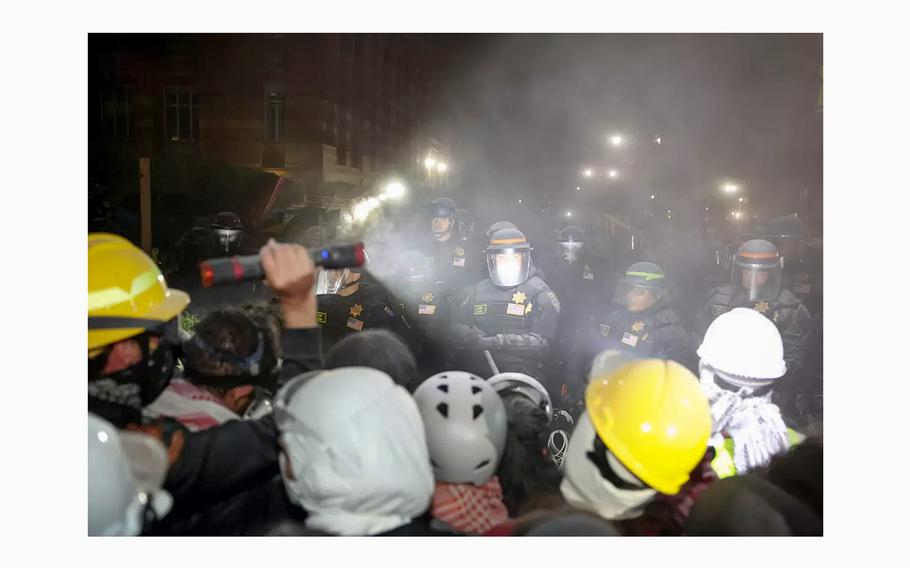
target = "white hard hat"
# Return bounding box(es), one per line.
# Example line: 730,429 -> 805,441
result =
88,413 -> 171,536
697,308 -> 786,381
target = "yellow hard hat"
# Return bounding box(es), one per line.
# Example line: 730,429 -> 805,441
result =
88,233 -> 190,352
585,358 -> 711,495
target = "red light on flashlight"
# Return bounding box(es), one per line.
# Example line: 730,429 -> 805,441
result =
200,263 -> 215,288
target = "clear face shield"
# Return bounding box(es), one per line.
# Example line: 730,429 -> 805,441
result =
487,248 -> 531,287
611,282 -> 662,311
315,267 -> 350,295
213,228 -> 243,254
734,261 -> 781,302
559,241 -> 584,263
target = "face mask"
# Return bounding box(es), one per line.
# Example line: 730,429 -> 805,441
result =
214,229 -> 242,253
560,414 -> 657,520
559,241 -> 584,263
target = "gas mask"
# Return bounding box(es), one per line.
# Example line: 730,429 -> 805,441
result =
559,241 -> 584,263
213,228 -> 243,254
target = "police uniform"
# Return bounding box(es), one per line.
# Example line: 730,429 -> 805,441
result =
316,281 -> 401,357
696,239 -> 813,374
452,270 -> 560,379
394,283 -> 453,377
450,227 -> 561,381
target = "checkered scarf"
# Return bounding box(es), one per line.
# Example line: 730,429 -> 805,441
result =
431,477 -> 510,535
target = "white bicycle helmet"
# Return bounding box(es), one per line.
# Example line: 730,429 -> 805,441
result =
413,371 -> 508,485
488,372 -> 553,421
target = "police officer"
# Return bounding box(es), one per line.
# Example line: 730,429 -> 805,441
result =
450,227 -> 560,380
423,197 -> 476,302
538,226 -> 610,383
169,212 -> 269,317
315,261 -> 404,358
695,239 -> 813,374
565,262 -> 694,406
761,214 -> 822,317
389,249 -> 453,377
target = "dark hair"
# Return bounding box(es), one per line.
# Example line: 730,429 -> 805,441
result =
496,392 -> 565,517
324,329 -> 420,392
181,308 -> 280,390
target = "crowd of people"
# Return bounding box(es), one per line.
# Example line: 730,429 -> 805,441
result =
87,197 -> 822,537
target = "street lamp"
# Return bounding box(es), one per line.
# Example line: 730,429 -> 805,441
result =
609,134 -> 624,147
582,168 -> 594,178
650,195 -> 655,200
608,169 -> 618,178
576,186 -> 581,191
566,210 -> 573,218
738,197 -> 744,203
722,183 -> 739,194
382,181 -> 407,200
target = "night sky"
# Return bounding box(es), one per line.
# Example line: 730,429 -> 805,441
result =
436,34 -> 822,229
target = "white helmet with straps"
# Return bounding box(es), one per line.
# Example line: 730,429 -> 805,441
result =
488,372 -> 553,421
413,371 -> 508,486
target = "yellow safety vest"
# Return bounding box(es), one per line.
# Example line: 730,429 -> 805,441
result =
710,429 -> 804,478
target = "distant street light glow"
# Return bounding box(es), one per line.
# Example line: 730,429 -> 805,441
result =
738,197 -> 744,202
566,211 -> 573,218
610,134 -> 624,146
424,156 -> 437,169
655,136 -> 662,145
650,195 -> 655,199
576,186 -> 581,191
437,162 -> 448,173
722,183 -> 739,194
383,181 -> 406,200
582,169 -> 594,178
608,169 -> 618,178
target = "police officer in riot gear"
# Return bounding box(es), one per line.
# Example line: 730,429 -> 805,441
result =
567,262 -> 693,399
761,214 -> 821,317
538,225 -> 610,387
314,258 -> 405,358
169,212 -> 269,315
422,197 -> 476,302
389,249 -> 453,377
450,227 -> 560,380
695,239 -> 813,374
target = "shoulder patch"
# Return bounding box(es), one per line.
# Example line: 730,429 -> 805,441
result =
546,290 -> 561,313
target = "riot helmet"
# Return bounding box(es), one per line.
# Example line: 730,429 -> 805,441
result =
557,225 -> 586,263
485,227 -> 532,288
612,261 -> 666,311
211,211 -> 243,254
733,239 -> 782,302
430,197 -> 457,242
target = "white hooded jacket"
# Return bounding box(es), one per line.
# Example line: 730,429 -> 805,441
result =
277,367 -> 434,536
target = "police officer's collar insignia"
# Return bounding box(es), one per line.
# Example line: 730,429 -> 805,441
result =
350,304 -> 364,318
454,246 -> 465,257
754,301 -> 770,314
316,311 -> 327,324
474,304 -> 487,315
631,321 -> 646,333
422,292 -> 434,303
512,291 -> 527,304
712,304 -> 729,317
600,323 -> 611,336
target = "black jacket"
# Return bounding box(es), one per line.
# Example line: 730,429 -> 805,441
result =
157,326 -> 323,530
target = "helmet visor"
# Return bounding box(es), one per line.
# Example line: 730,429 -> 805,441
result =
487,249 -> 530,287
734,260 -> 781,302
315,268 -> 348,295
559,241 -> 584,263
213,228 -> 242,253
